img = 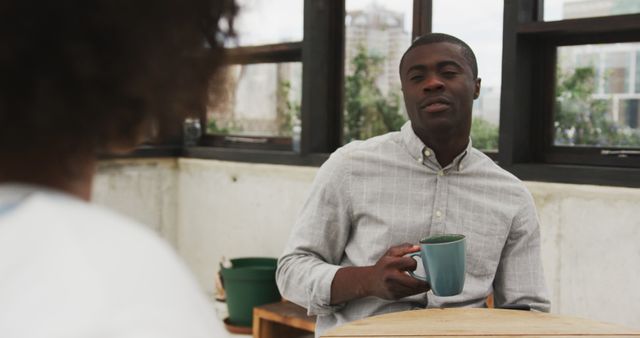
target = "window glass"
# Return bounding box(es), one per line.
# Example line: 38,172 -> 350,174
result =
207,62 -> 302,137
636,51 -> 640,93
544,0 -> 640,21
620,99 -> 640,128
229,0 -> 303,47
343,0 -> 413,143
555,43 -> 640,148
603,51 -> 631,94
433,0 -> 503,151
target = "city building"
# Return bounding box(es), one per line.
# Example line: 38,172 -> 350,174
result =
345,4 -> 410,97
559,0 -> 640,129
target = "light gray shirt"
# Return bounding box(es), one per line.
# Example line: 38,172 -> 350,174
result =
276,122 -> 550,337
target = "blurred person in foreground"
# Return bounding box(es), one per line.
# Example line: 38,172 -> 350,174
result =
0,1 -> 237,337
277,33 -> 550,337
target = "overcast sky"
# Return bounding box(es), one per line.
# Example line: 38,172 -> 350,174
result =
232,0 -> 568,88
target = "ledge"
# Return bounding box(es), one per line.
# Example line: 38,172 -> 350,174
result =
504,163 -> 640,188
98,145 -> 182,160
183,147 -> 329,167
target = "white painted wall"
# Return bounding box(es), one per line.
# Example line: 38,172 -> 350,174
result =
93,158 -> 640,329
176,158 -> 316,292
93,158 -> 179,245
528,182 -> 640,328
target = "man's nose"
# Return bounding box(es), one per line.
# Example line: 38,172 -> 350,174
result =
423,75 -> 444,92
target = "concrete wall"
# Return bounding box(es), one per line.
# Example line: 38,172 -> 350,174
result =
94,159 -> 179,245
528,182 -> 640,327
93,158 -> 640,329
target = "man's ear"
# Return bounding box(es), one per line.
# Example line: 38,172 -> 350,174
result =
473,78 -> 481,99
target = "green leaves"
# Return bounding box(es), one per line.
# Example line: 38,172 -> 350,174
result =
470,116 -> 498,151
344,45 -> 406,142
555,66 -> 640,147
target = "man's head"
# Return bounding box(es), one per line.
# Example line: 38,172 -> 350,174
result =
0,0 -> 237,159
399,33 -> 481,148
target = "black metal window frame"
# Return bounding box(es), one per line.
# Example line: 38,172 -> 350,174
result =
120,0 -> 640,187
182,0 -> 432,166
500,0 -> 640,187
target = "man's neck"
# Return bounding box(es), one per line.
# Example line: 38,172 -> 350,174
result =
421,134 -> 468,168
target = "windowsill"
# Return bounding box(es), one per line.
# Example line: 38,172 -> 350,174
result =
183,146 -> 329,167
503,163 -> 640,188
101,145 -> 640,188
98,145 -> 182,160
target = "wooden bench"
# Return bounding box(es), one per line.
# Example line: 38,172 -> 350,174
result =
253,301 -> 316,338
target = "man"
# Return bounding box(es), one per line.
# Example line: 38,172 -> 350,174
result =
0,1 -> 237,337
276,33 -> 550,337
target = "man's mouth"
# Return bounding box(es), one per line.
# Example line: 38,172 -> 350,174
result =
419,97 -> 451,113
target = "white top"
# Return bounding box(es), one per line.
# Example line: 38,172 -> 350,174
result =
0,184 -> 224,338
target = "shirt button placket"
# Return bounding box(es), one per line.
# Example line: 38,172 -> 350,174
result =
432,168 -> 447,233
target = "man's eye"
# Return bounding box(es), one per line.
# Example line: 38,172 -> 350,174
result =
442,70 -> 458,77
410,75 -> 423,82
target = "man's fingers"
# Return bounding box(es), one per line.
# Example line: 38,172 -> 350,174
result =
384,272 -> 430,298
396,271 -> 429,289
386,243 -> 420,257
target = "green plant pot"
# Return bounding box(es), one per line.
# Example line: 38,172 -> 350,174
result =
220,257 -> 281,327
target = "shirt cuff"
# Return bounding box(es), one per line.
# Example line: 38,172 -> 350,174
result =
307,264 -> 344,316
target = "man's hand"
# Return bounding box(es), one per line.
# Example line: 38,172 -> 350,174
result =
330,243 -> 430,305
366,243 -> 431,300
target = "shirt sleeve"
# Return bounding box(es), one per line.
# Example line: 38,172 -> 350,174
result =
493,189 -> 551,312
276,149 -> 353,316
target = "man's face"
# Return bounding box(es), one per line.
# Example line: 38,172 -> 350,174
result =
400,42 -> 481,143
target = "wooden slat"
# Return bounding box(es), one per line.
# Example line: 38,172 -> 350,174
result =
226,42 -> 302,65
253,301 -> 316,338
254,301 -> 316,332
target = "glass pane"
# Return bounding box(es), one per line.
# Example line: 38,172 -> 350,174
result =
544,0 -> 640,21
433,0 -> 503,152
603,51 -> 630,93
620,99 -> 640,128
229,0 -> 303,47
555,43 -> 640,148
207,62 -> 302,137
636,51 -> 640,93
343,0 -> 413,143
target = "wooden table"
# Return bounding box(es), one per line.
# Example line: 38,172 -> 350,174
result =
253,301 -> 316,338
321,308 -> 640,337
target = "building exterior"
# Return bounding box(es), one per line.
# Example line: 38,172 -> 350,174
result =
345,5 -> 410,96
556,0 -> 640,131
207,62 -> 302,137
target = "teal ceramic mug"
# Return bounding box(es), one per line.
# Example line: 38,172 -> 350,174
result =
409,234 -> 466,297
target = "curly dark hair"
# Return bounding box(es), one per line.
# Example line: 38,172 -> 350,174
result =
0,0 -> 237,157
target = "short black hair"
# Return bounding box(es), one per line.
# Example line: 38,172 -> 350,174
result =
399,33 -> 478,79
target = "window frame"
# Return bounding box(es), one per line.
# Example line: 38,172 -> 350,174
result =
184,0 -> 432,165
124,0 -> 640,187
499,0 -> 640,187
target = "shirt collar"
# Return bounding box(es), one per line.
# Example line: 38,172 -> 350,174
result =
400,121 -> 472,172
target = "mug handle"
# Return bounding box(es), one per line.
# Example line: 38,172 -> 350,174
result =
408,252 -> 429,282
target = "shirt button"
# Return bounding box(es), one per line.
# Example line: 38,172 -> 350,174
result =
423,149 -> 431,157
416,157 -> 422,163
436,210 -> 442,218
438,170 -> 444,176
